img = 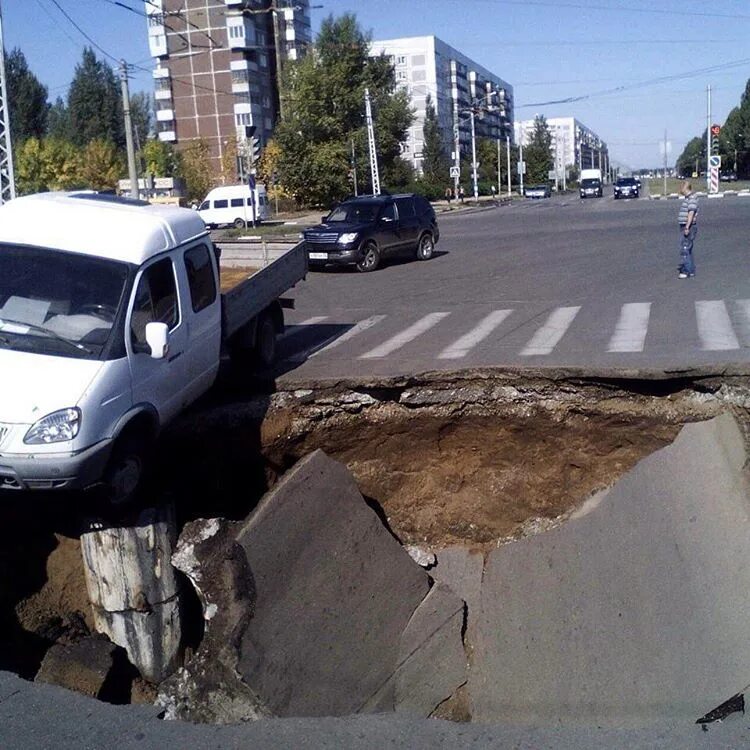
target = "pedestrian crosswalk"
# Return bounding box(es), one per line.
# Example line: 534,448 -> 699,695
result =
282,299 -> 750,366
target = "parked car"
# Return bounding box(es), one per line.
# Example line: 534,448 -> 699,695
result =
524,184 -> 551,199
580,178 -> 603,198
720,172 -> 738,182
302,193 -> 439,272
613,177 -> 640,199
0,192 -> 306,504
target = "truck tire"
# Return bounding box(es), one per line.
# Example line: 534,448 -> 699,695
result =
356,242 -> 380,273
415,232 -> 434,261
102,433 -> 147,507
255,313 -> 277,368
233,217 -> 246,229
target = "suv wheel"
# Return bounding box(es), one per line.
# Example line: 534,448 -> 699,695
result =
416,233 -> 434,261
356,242 -> 380,273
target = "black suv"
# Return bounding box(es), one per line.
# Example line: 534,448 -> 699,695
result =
302,193 -> 440,272
613,177 -> 639,199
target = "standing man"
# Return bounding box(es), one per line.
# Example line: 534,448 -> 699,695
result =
445,186 -> 452,205
677,180 -> 699,279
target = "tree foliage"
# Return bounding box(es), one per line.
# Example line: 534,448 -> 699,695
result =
180,138 -> 213,203
78,139 -> 124,190
421,94 -> 449,187
676,135 -> 706,177
524,116 -> 553,184
5,48 -> 49,144
47,97 -> 71,141
68,48 -> 124,149
274,13 -> 414,206
141,139 -> 179,178
129,91 -> 153,150
15,137 -> 88,194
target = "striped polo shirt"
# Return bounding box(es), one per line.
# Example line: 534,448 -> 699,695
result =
678,192 -> 699,225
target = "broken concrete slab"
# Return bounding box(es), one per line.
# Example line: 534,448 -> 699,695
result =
235,449 -> 433,717
157,518 -> 271,724
80,505 -> 181,684
471,412 -> 750,726
394,583 -> 467,716
35,634 -> 117,699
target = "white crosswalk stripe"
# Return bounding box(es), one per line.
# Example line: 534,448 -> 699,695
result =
360,312 -> 451,359
309,315 -> 387,358
737,300 -> 750,343
608,303 -> 651,353
281,315 -> 329,339
438,310 -> 513,359
520,306 -> 581,356
695,300 -> 739,351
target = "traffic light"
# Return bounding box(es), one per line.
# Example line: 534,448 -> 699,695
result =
710,124 -> 721,155
249,136 -> 262,165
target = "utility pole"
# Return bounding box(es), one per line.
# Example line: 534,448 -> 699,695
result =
453,122 -> 460,198
663,129 -> 668,197
119,60 -> 139,200
519,138 -> 524,195
506,135 -> 511,196
364,88 -> 380,195
271,6 -> 284,120
0,0 -> 16,204
706,85 -> 711,193
497,137 -> 501,197
350,139 -> 358,197
470,107 -> 478,202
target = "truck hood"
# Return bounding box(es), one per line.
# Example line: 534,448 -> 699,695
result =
0,348 -> 102,423
305,221 -> 370,235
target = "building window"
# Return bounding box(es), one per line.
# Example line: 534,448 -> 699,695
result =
260,54 -> 267,68
235,113 -> 251,126
231,70 -> 249,85
262,95 -> 271,108
148,13 -> 164,27
228,24 -> 244,39
411,55 -> 425,66
234,92 -> 251,105
396,55 -> 406,65
396,70 -> 407,81
155,78 -> 171,93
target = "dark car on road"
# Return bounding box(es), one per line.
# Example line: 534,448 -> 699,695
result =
579,178 -> 603,199
613,177 -> 640,199
302,193 -> 440,272
524,184 -> 552,199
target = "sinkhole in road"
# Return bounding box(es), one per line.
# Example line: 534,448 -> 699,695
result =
1,371 -> 748,719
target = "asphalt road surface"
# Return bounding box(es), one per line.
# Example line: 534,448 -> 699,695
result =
276,192 -> 750,381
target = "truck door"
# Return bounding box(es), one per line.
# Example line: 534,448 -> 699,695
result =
127,255 -> 187,423
178,242 -> 222,403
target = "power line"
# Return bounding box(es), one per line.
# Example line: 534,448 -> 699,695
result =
43,0 -> 121,63
94,0 -> 147,18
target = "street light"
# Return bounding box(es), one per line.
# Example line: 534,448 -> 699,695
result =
459,91 -> 502,202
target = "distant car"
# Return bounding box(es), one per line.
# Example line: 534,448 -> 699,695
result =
613,177 -> 640,200
634,176 -> 642,189
302,193 -> 439,272
720,172 -> 738,182
580,178 -> 603,198
524,184 -> 551,199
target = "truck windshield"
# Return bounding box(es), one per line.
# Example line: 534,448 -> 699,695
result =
581,179 -> 600,188
0,244 -> 130,360
326,203 -> 380,223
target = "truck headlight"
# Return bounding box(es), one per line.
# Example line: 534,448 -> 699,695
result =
337,233 -> 358,245
24,408 -> 81,445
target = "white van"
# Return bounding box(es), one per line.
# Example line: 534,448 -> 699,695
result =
198,184 -> 269,229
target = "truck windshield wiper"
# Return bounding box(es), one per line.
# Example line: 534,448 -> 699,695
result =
0,317 -> 93,355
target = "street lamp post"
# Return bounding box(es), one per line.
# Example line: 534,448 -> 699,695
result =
469,107 -> 479,202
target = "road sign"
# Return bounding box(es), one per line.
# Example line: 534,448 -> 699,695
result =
710,124 -> 721,136
450,166 -> 460,178
709,166 -> 720,194
709,155 -> 721,169
517,160 -> 526,175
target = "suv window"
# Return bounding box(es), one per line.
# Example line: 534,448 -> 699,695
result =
184,245 -> 217,313
380,202 -> 397,221
395,197 -> 415,218
130,258 -> 179,349
414,195 -> 432,216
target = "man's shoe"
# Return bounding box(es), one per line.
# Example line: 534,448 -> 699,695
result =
678,272 -> 688,279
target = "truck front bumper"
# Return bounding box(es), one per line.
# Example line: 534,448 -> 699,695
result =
0,439 -> 114,492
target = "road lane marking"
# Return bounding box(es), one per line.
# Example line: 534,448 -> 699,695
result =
607,302 -> 651,352
736,300 -> 750,344
280,315 -> 329,339
360,312 -> 451,359
695,300 -> 739,350
310,315 -> 387,358
520,306 -> 581,356
438,310 -> 513,359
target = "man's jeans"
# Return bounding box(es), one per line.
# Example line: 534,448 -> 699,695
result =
679,224 -> 697,275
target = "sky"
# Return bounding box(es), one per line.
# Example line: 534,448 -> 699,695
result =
3,0 -> 750,168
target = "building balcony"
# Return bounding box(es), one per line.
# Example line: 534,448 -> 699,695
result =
149,34 -> 167,58
158,130 -> 176,143
156,109 -> 175,122
232,81 -> 250,94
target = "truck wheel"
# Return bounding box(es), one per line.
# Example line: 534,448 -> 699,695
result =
356,242 -> 380,273
255,313 -> 277,368
233,217 -> 246,229
102,434 -> 147,507
415,233 -> 434,261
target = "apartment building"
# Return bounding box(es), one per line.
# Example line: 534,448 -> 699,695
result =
145,0 -> 311,180
515,117 -> 609,179
369,36 -> 514,174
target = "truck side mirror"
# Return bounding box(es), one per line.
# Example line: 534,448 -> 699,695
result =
145,322 -> 169,360
321,215 -> 328,224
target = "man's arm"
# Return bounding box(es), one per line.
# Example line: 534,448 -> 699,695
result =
684,209 -> 695,233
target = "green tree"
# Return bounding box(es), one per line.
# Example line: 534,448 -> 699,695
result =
47,97 -> 71,140
15,138 -> 48,194
524,116 -> 553,184
179,138 -> 213,203
44,138 -> 83,190
6,48 -> 49,144
78,139 -> 124,190
421,94 -> 449,187
676,135 -> 706,177
142,138 -> 179,177
68,48 -> 124,150
130,91 -> 153,151
274,13 -> 414,206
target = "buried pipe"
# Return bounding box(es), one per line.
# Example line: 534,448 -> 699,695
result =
80,504 -> 182,683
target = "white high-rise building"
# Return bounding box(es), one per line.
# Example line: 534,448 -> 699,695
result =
370,36 -> 514,173
515,117 -> 608,178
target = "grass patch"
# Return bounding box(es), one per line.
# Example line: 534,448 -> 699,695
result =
648,177 -> 750,196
